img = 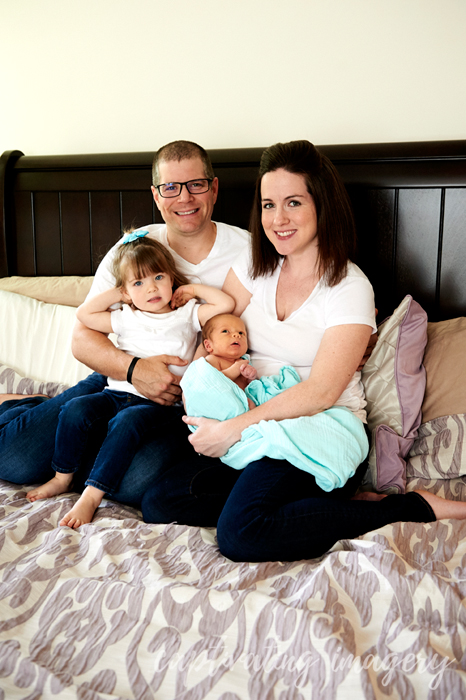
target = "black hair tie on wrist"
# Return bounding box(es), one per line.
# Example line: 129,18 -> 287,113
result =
127,357 -> 140,385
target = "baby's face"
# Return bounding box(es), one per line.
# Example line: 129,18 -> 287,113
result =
205,316 -> 248,359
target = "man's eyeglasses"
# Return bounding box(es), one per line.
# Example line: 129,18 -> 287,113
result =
155,178 -> 213,198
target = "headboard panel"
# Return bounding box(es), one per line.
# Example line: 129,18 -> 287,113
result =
1,141 -> 466,321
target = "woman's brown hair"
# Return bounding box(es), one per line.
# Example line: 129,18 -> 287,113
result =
249,140 -> 357,286
111,235 -> 190,290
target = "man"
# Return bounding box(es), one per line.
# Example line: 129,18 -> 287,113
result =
72,140 -> 249,403
0,141 -> 249,508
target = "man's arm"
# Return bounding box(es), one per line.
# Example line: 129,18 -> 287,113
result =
71,321 -> 186,405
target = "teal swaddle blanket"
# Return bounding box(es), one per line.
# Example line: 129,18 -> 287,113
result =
180,357 -> 368,492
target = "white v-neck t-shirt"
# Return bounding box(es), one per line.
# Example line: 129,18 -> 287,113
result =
88,221 -> 250,297
232,249 -> 376,421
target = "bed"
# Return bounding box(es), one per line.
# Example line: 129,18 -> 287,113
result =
1,141 -> 466,699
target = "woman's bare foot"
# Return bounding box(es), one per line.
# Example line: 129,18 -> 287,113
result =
26,473 -> 73,502
352,491 -> 388,502
0,393 -> 48,405
59,485 -> 105,529
415,490 -> 466,521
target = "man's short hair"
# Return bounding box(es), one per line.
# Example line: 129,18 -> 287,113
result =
152,140 -> 215,186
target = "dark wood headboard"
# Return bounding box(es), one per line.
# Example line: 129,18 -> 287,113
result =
1,141 -> 466,321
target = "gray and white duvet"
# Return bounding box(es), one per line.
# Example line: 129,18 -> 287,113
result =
1,478 -> 465,699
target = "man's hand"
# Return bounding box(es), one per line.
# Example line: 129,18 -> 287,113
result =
131,355 -> 188,404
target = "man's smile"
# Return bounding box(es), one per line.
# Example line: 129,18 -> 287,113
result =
175,208 -> 199,216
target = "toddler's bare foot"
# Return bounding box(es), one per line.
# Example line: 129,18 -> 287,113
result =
26,473 -> 73,502
352,491 -> 388,502
415,490 -> 466,521
59,486 -> 104,529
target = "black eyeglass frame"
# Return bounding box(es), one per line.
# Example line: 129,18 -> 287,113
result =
155,178 -> 213,198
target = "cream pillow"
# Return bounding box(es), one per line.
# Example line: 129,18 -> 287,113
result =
0,289 -> 92,387
0,276 -> 93,307
421,317 -> 466,422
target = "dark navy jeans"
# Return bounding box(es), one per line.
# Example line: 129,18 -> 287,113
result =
142,455 -> 436,562
52,389 -> 182,496
0,373 -> 188,508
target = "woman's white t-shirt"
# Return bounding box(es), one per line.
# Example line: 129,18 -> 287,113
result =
232,250 -> 377,421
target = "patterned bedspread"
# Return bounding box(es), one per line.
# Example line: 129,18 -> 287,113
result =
1,478 -> 466,699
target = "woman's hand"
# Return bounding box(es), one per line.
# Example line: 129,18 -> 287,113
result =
182,415 -> 242,457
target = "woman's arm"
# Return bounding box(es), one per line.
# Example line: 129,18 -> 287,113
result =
184,323 -> 373,457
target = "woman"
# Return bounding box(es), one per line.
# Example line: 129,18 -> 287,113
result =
142,140 -> 466,561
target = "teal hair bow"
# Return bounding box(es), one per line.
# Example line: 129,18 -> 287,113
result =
123,230 -> 150,244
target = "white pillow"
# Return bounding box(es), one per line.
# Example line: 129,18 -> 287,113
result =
0,289 -> 92,387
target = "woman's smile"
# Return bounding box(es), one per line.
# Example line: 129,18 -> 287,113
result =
274,229 -> 297,239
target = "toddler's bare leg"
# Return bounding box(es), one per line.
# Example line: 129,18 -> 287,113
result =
26,472 -> 73,502
59,485 -> 105,529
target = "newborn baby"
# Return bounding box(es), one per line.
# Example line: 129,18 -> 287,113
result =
202,313 -> 257,408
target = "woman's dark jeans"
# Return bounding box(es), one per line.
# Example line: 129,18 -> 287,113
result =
142,455 -> 436,562
216,457 -> 436,561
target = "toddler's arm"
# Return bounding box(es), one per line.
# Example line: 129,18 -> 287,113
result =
76,287 -> 124,334
171,284 -> 234,325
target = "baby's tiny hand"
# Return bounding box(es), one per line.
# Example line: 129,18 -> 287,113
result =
171,285 -> 195,309
240,363 -> 257,381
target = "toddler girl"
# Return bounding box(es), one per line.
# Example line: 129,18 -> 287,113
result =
26,232 -> 234,527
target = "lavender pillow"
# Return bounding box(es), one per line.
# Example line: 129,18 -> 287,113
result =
360,296 -> 428,493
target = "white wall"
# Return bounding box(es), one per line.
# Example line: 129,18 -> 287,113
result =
1,0 -> 465,155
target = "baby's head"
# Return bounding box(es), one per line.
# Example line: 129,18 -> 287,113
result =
202,314 -> 248,359
111,234 -> 190,311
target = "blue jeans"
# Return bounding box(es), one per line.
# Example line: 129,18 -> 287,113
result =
0,373 -> 187,508
142,455 -> 436,561
52,390 -> 180,496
